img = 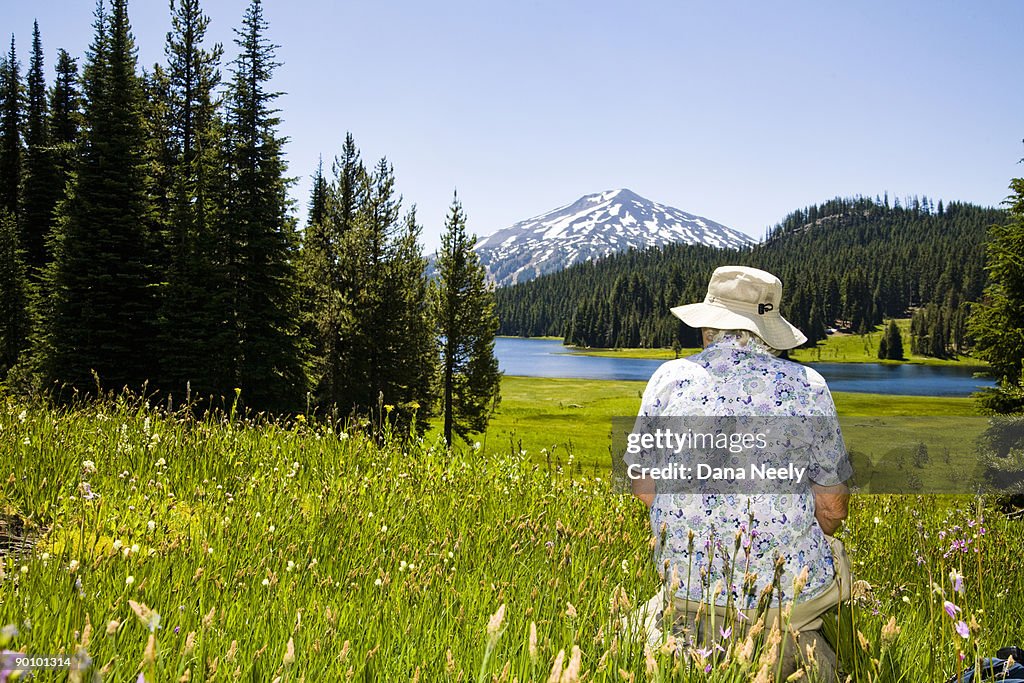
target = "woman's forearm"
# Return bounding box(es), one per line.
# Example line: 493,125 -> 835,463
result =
816,510 -> 843,536
632,477 -> 655,508
813,484 -> 850,536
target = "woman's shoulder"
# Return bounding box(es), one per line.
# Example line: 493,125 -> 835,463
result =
769,355 -> 831,390
651,354 -> 712,381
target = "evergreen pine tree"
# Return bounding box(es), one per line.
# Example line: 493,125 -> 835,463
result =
338,157 -> 399,415
969,177 -> 1024,413
332,133 -> 364,242
383,206 -> 437,431
0,35 -> 23,219
883,318 -> 904,360
221,0 -> 305,412
299,134 -> 369,415
158,0 -> 230,401
299,157 -> 344,410
141,63 -> 174,274
47,49 -> 81,186
432,192 -> 501,445
307,156 -> 328,228
28,50 -> 81,372
0,36 -> 29,371
303,150 -> 436,431
41,0 -> 162,394
0,210 -> 29,374
21,21 -> 59,279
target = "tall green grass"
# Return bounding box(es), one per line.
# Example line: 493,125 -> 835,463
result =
0,392 -> 1020,681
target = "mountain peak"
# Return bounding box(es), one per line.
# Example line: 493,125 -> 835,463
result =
593,187 -> 637,199
474,190 -> 754,287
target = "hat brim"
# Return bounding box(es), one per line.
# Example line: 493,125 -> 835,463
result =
670,302 -> 807,350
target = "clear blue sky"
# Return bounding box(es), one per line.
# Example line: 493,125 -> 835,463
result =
8,0 -> 1024,251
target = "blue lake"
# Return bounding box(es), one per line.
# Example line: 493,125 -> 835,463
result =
495,337 -> 994,397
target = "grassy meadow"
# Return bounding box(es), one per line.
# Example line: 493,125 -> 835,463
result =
566,319 -> 989,368
0,378 -> 1020,681
479,377 -> 980,474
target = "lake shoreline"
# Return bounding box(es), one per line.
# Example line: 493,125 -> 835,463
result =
495,337 -> 994,397
498,334 -> 990,368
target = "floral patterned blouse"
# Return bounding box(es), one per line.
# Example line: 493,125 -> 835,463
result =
627,332 -> 851,607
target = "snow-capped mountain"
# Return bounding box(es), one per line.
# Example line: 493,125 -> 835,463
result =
475,189 -> 754,287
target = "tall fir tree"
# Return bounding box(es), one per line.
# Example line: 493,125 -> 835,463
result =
306,147 -> 436,431
30,49 -> 81,362
432,192 -> 501,445
299,135 -> 368,414
0,35 -> 28,370
969,177 -> 1024,413
384,205 -> 437,431
141,62 -> 174,280
47,49 -> 81,187
41,0 -> 162,394
298,156 -> 345,410
0,35 -> 23,219
878,318 -> 904,360
298,159 -> 328,387
0,210 -> 29,374
21,21 -> 59,280
222,0 -> 305,412
158,0 -> 229,400
331,133 -> 364,244
337,157 -> 401,416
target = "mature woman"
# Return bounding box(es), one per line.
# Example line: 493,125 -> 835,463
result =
625,266 -> 853,681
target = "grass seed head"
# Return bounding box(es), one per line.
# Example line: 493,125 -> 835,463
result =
562,645 -> 582,683
487,603 -> 506,639
143,632 -> 157,666
547,649 -> 565,683
881,616 -> 900,646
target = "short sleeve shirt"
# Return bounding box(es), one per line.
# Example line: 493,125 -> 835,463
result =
628,332 -> 851,606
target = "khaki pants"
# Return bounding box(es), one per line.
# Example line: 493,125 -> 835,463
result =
625,536 -> 853,680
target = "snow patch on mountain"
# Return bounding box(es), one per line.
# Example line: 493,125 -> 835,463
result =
474,189 -> 754,287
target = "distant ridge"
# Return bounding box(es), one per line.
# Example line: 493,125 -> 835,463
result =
474,189 -> 753,287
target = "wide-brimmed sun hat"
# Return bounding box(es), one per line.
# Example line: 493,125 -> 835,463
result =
670,266 -> 807,350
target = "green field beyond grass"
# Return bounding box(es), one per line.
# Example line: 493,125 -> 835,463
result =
0,382 -> 1018,681
566,319 -> 989,367
483,376 -> 980,474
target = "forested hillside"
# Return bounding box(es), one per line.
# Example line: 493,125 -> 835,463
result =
495,196 -> 1005,350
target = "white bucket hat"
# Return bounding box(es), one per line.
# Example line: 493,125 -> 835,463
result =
670,266 -> 807,350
